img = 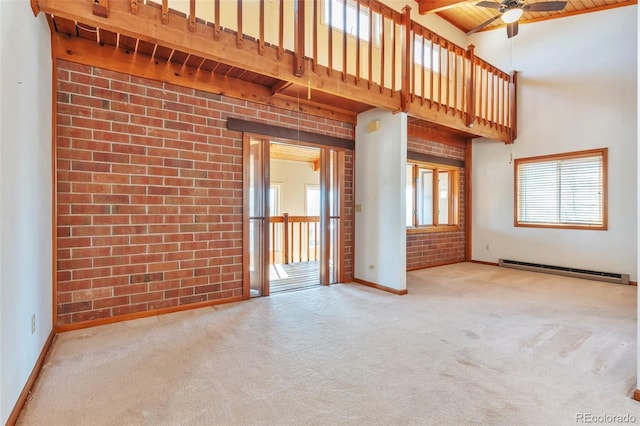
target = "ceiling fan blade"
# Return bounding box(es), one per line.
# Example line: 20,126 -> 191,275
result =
475,1 -> 503,8
525,1 -> 567,11
466,15 -> 502,35
506,21 -> 519,38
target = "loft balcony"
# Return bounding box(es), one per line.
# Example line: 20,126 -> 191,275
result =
32,0 -> 516,143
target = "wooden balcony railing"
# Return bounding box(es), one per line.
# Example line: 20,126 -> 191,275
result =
270,214 -> 320,264
35,0 -> 516,142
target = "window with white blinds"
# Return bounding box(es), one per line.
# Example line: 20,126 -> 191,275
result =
515,148 -> 607,230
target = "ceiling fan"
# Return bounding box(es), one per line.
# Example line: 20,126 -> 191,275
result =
467,0 -> 568,38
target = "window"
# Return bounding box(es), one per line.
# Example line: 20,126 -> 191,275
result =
323,0 -> 380,43
413,36 -> 441,72
406,161 -> 460,231
515,148 -> 607,230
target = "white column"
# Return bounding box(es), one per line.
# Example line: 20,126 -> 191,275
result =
354,108 -> 407,292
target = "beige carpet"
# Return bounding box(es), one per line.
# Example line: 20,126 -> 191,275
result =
18,263 -> 639,425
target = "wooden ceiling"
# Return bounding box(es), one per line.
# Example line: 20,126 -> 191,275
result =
270,143 -> 321,168
417,0 -> 636,33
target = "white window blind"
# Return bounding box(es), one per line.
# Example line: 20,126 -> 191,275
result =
516,149 -> 606,228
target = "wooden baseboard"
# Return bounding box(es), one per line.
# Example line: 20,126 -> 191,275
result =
470,260 -> 499,267
353,278 -> 408,295
55,295 -> 243,333
630,281 -> 637,287
6,330 -> 56,426
634,389 -> 640,401
406,260 -> 465,272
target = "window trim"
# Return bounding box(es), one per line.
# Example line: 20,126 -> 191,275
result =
514,148 -> 608,231
406,160 -> 461,233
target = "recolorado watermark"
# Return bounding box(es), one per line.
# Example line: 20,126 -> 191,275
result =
576,413 -> 637,424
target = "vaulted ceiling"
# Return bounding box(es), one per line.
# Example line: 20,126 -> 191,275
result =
416,0 -> 637,33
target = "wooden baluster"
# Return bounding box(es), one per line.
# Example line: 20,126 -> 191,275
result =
283,213 -> 289,264
465,44 -> 475,128
355,0 -> 360,83
298,222 -> 302,262
130,0 -> 138,15
278,0 -> 284,59
259,0 -> 265,54
92,0 -> 109,18
306,222 -> 310,262
429,35 -> 435,108
445,44 -> 450,113
342,0 -> 347,81
327,0 -> 333,76
289,220 -> 294,263
314,222 -> 318,261
313,0 -> 318,71
453,49 -> 459,117
501,76 -> 506,131
189,0 -> 196,32
410,30 -> 415,103
420,33 -> 424,105
510,70 -> 518,143
437,40 -> 442,111
483,65 -> 488,126
294,0 -> 305,77
400,6 -> 411,112
368,4 -> 373,88
237,0 -> 243,47
380,13 -> 385,93
214,0 -> 220,40
391,17 -> 396,95
162,0 -> 168,24
271,222 -> 275,264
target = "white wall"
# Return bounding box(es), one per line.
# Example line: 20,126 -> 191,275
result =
354,108 -> 407,291
637,3 -> 639,395
270,159 -> 320,216
0,2 -> 53,423
469,8 -> 637,280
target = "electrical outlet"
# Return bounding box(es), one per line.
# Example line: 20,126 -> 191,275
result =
31,314 -> 36,334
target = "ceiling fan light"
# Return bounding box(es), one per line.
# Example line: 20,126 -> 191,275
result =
501,9 -> 523,24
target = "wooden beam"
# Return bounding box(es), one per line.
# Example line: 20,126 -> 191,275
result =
271,80 -> 293,95
417,0 -> 465,14
407,123 -> 467,147
52,32 -> 357,124
36,0 -> 399,112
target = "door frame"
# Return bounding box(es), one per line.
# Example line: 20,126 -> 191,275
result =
242,133 -> 347,298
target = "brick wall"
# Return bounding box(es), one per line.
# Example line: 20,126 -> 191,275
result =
56,60 -> 354,326
406,136 -> 466,270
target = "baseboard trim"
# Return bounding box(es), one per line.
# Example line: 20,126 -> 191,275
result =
470,260 -> 499,267
6,330 -> 56,426
407,260 -> 465,272
353,278 -> 408,295
55,295 -> 244,333
630,281 -> 637,287
634,389 -> 640,402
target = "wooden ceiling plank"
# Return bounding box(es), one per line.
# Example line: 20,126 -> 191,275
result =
417,0 -> 467,14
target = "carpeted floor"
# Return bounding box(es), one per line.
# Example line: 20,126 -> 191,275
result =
18,263 -> 639,425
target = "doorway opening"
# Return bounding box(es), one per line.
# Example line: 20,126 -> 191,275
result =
244,136 -> 344,298
269,142 -> 321,293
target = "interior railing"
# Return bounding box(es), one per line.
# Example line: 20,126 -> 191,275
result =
84,0 -> 516,139
270,214 -> 320,264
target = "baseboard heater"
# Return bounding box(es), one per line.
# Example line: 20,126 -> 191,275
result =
498,259 -> 630,285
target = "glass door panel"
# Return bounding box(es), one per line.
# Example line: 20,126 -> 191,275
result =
247,138 -> 269,297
